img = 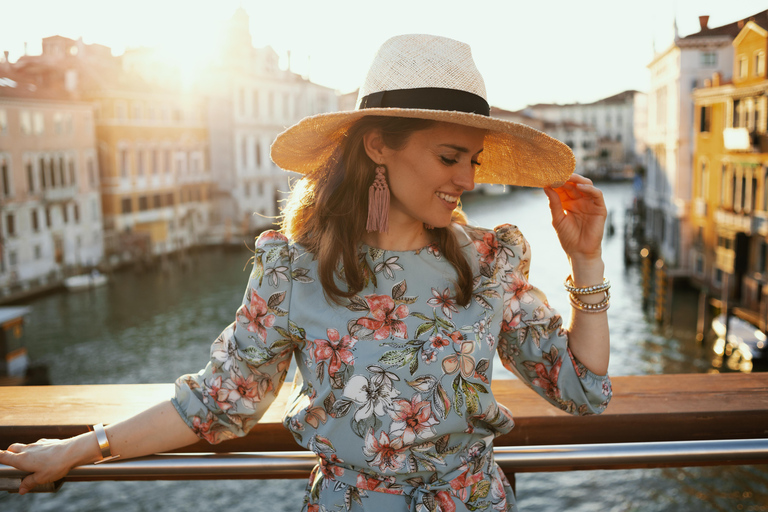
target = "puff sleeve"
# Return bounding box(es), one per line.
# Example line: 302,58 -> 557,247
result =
172,230 -> 296,444
492,224 -> 612,415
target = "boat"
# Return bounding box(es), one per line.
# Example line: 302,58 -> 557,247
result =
0,306 -> 49,385
64,270 -> 108,291
712,314 -> 768,369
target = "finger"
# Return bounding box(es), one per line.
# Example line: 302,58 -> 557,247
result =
7,443 -> 26,453
18,473 -> 40,495
543,187 -> 566,223
566,173 -> 594,186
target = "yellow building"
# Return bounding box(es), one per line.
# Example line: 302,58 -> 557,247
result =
692,19 -> 768,327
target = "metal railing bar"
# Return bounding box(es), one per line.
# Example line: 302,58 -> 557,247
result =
1,439 -> 766,491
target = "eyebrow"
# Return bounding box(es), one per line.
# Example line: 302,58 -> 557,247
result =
438,144 -> 484,154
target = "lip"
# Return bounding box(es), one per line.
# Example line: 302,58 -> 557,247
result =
435,191 -> 460,209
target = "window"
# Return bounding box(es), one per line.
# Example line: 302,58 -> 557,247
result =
136,150 -> 144,176
20,111 -> 32,135
58,156 -> 66,186
166,192 -> 174,206
1,159 -> 10,197
121,197 -> 132,214
39,158 -> 47,189
87,158 -> 96,188
152,150 -> 159,174
119,149 -> 129,178
34,245 -> 42,260
153,194 -> 162,208
701,52 -> 717,67
0,109 -> 6,134
699,105 -> 711,133
6,213 -> 14,236
757,51 -> 766,77
33,112 -> 44,135
45,207 -> 51,227
132,102 -> 142,120
31,209 -> 39,231
255,140 -> 261,167
139,196 -> 148,211
69,160 -> 75,186
74,203 -> 80,223
739,56 -> 748,79
27,162 -> 34,192
721,164 -> 728,207
165,150 -> 172,174
252,90 -> 259,117
62,204 -> 68,224
697,159 -> 708,199
242,138 -> 248,168
54,112 -> 63,134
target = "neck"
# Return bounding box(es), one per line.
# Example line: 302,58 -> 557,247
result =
363,219 -> 434,251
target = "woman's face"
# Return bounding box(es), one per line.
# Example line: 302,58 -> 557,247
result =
377,122 -> 485,231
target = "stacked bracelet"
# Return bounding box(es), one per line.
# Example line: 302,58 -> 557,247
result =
565,275 -> 611,313
564,275 -> 611,295
90,423 -> 120,464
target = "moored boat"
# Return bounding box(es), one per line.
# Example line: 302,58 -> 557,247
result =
64,270 -> 108,291
712,314 -> 768,370
0,306 -> 48,385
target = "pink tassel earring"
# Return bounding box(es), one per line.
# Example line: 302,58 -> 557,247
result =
366,165 -> 390,233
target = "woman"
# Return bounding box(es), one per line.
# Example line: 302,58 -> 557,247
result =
0,34 -> 611,511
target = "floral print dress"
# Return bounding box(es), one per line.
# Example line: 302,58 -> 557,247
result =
173,223 -> 612,512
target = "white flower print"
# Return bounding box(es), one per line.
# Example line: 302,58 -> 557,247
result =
342,369 -> 401,421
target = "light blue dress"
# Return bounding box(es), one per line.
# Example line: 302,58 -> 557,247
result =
173,223 -> 612,511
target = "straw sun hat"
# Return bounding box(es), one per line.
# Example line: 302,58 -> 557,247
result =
270,34 -> 574,188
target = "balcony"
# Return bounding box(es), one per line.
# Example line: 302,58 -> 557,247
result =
753,211 -> 768,236
724,128 -> 768,153
692,198 -> 707,217
715,208 -> 751,233
43,185 -> 78,203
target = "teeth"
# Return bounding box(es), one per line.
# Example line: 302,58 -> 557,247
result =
436,192 -> 459,202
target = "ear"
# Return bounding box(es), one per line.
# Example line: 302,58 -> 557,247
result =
363,129 -> 387,164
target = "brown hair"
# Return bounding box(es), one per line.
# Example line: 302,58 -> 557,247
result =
280,116 -> 473,306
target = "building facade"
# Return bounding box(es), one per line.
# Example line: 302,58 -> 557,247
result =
692,19 -> 768,328
204,8 -> 339,241
644,11 -> 767,275
15,36 -> 215,260
0,68 -> 103,292
524,90 -> 647,176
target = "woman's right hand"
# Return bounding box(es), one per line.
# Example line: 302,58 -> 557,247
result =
0,433 -> 99,494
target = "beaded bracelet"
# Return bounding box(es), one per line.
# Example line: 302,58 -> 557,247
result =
564,274 -> 611,295
569,289 -> 610,313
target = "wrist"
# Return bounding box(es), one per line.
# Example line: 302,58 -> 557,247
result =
568,258 -> 605,287
66,431 -> 103,467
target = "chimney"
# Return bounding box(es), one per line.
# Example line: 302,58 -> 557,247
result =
712,72 -> 721,87
699,16 -> 709,31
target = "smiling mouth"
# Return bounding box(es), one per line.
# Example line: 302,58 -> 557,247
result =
435,191 -> 459,203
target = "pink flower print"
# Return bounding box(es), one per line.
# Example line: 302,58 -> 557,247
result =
313,328 -> 356,377
429,333 -> 451,351
217,370 -> 272,411
427,242 -> 441,259
191,413 -> 215,443
531,358 -> 563,400
363,428 -> 407,473
237,289 -> 275,343
473,232 -> 499,265
435,491 -> 457,512
421,349 -> 438,364
258,230 -> 288,244
389,394 -> 439,444
318,453 -> 345,480
442,341 -> 476,379
356,294 -> 409,340
427,287 -> 458,319
356,474 -> 403,495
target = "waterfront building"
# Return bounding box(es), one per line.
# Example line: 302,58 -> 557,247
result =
14,36 -> 214,260
203,8 -> 339,240
523,90 -> 647,177
692,17 -> 768,328
644,10 -> 768,278
0,63 -> 103,293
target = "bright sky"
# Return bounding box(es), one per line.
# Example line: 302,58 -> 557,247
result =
2,0 -> 767,111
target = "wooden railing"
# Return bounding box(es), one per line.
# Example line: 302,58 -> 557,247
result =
1,373 -> 767,490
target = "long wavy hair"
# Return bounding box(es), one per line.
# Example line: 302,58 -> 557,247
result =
280,116 -> 473,306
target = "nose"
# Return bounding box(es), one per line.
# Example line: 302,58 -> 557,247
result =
453,161 -> 475,192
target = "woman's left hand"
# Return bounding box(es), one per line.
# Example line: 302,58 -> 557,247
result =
543,173 -> 607,262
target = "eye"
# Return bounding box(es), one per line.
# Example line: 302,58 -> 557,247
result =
471,160 -> 481,168
440,156 -> 458,165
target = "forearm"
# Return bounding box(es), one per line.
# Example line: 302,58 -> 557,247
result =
566,256 -> 610,376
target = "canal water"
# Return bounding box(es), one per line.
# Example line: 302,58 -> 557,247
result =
2,181 -> 767,511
